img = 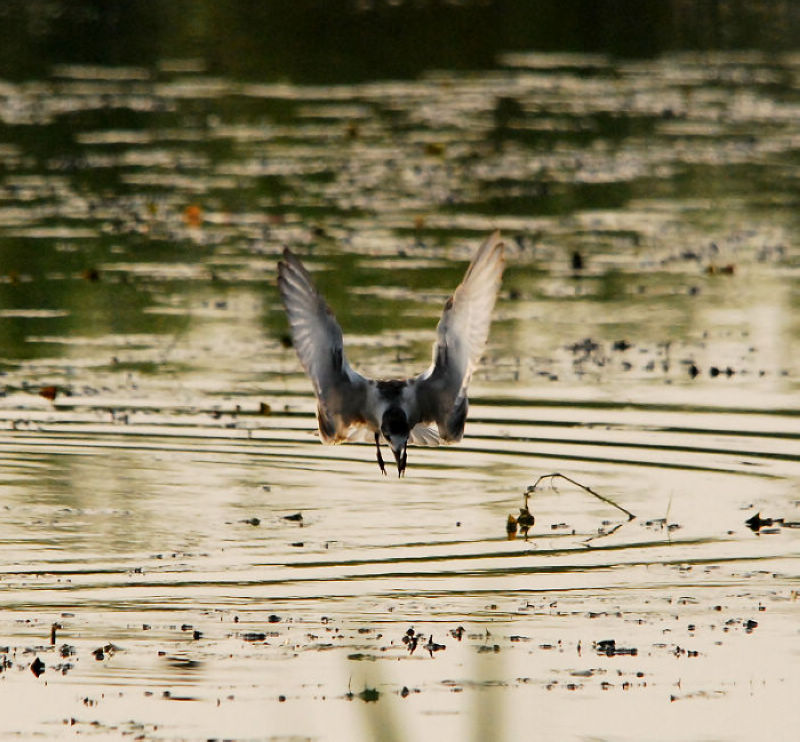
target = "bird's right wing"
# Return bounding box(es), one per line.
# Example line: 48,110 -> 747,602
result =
414,231 -> 505,442
277,247 -> 370,442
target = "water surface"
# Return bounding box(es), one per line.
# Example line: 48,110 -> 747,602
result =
0,15 -> 799,742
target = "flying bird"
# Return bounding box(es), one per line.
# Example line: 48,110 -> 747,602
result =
277,231 -> 505,476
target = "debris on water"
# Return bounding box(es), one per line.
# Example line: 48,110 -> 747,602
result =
706,263 -> 735,275
424,141 -> 445,157
30,657 -> 45,677
357,687 -> 380,703
425,635 -> 446,657
745,512 -> 784,531
38,385 -> 59,402
708,365 -> 735,378
517,500 -> 535,537
568,337 -> 598,355
92,643 -> 121,661
594,639 -> 637,657
507,491 -> 535,539
402,627 -> 420,655
241,632 -> 267,642
526,472 -> 636,521
183,204 -> 203,227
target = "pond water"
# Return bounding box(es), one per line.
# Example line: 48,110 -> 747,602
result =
1,5 -> 799,741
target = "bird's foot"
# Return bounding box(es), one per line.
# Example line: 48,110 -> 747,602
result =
375,433 -> 387,476
397,450 -> 407,477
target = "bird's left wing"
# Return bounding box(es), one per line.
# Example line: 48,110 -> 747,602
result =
277,247 -> 371,442
414,231 -> 505,442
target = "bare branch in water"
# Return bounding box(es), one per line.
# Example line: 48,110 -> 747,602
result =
526,472 -> 636,521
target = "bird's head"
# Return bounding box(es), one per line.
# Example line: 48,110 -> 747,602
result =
381,407 -> 409,476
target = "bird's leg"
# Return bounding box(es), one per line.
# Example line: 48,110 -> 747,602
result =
374,432 -> 387,476
398,447 -> 407,477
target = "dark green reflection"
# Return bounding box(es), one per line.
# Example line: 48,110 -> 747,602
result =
2,0 -> 799,83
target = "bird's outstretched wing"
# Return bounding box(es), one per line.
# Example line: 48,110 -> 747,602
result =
277,247 -> 370,442
414,231 -> 505,442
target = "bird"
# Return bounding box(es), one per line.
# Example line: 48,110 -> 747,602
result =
277,231 -> 505,476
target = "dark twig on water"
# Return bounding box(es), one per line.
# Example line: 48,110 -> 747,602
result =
526,472 -> 636,521
583,519 -> 628,545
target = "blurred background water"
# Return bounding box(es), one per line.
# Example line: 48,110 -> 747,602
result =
0,2 -> 798,741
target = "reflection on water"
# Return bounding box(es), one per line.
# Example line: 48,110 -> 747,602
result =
0,7 -> 799,741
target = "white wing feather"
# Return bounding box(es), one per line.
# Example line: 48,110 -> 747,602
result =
277,248 -> 370,442
414,231 -> 504,441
